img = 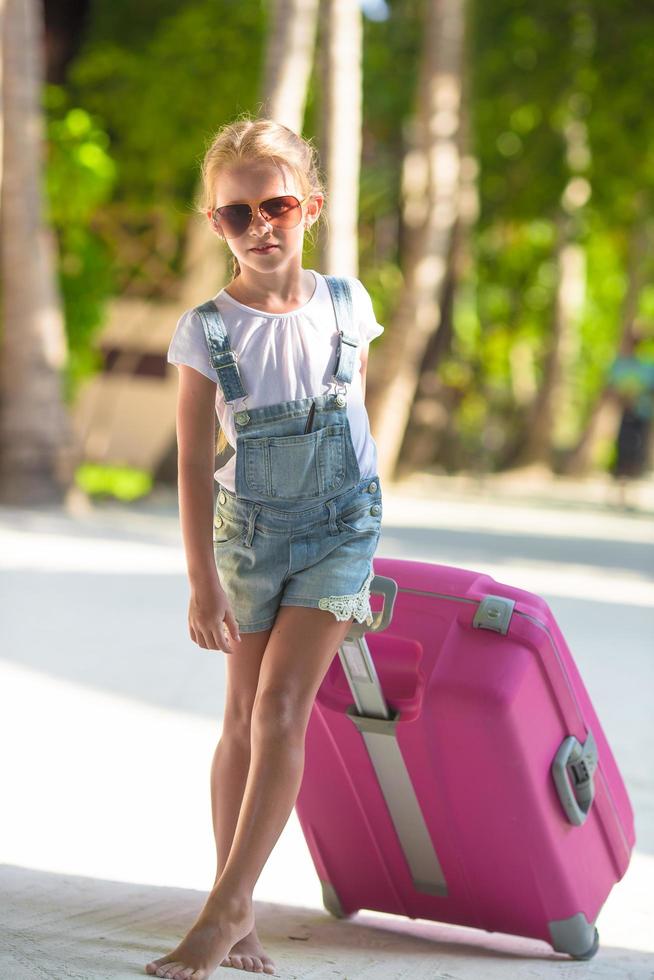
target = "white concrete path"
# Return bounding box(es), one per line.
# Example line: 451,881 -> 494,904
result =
1,471 -> 653,978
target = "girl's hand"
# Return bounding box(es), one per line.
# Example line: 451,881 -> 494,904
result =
188,584 -> 242,654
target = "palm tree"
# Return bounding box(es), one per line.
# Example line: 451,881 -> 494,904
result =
260,0 -> 320,131
317,0 -> 362,275
368,0 -> 466,483
0,0 -> 76,504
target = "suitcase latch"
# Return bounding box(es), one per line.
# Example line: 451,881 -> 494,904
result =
552,729 -> 598,826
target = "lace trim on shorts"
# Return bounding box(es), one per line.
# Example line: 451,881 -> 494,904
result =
318,566 -> 375,626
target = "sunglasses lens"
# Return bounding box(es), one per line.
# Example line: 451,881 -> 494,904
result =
213,204 -> 252,239
212,196 -> 303,238
261,196 -> 302,227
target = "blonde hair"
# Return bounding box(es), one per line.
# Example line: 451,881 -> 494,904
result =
195,113 -> 327,456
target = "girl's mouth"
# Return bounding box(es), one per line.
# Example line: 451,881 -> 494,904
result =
250,244 -> 278,254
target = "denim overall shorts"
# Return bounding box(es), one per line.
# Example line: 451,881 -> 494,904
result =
194,275 -> 383,633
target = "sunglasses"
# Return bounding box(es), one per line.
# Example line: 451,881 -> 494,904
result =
210,194 -> 310,240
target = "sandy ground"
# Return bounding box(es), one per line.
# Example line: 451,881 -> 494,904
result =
1,468 -> 653,979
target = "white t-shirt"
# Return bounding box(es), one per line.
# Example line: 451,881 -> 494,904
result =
167,269 -> 385,490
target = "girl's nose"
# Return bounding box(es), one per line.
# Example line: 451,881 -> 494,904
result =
251,208 -> 273,232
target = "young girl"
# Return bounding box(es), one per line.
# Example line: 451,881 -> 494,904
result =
145,117 -> 384,979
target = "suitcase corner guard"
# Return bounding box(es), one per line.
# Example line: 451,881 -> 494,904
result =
473,594 -> 516,634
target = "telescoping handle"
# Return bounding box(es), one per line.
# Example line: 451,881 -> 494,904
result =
343,574 -> 397,641
336,573 -> 449,898
338,575 -> 397,719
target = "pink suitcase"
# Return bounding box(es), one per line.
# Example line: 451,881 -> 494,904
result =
295,556 -> 635,959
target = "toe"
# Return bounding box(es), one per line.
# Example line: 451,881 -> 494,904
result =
153,954 -> 176,966
170,966 -> 191,980
176,970 -> 195,980
157,965 -> 183,979
145,957 -> 168,974
148,955 -> 177,973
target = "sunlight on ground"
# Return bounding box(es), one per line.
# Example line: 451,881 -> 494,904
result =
0,527 -> 185,573
380,492 -> 654,544
1,494 -> 652,607
0,659 -> 321,901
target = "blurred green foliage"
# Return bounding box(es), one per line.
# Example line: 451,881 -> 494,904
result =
44,0 -> 654,479
44,84 -> 117,399
75,462 -> 152,501
447,0 -> 654,466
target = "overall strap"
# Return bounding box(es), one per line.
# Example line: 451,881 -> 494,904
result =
323,275 -> 359,386
194,299 -> 248,403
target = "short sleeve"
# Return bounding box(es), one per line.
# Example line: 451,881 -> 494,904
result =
167,309 -> 219,384
349,277 -> 385,345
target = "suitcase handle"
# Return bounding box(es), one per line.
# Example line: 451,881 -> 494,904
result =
551,729 -> 598,826
344,574 -> 398,640
337,574 -> 449,897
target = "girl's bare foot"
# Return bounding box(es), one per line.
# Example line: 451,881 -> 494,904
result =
220,925 -> 276,974
208,876 -> 276,973
144,892 -> 254,979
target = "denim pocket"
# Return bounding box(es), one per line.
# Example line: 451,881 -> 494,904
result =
337,500 -> 382,534
243,424 -> 346,500
213,510 -> 245,545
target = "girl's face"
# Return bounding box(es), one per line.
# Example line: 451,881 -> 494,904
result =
207,160 -> 322,274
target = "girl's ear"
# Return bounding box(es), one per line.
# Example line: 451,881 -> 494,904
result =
207,210 -> 225,239
305,193 -> 324,228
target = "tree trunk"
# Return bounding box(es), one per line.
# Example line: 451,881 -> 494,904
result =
505,7 -> 593,473
367,0 -> 465,485
0,0 -> 76,504
563,218 -> 652,475
317,0 -> 362,275
504,210 -> 585,469
397,215 -> 459,474
399,43 -> 478,475
0,0 -> 4,194
260,0 -> 320,132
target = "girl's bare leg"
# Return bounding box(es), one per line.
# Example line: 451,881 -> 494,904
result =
211,627 -> 276,973
145,605 -> 355,980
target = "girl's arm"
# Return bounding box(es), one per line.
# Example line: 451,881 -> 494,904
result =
360,343 -> 370,402
177,364 -> 227,591
175,364 -> 240,652
176,364 -> 220,590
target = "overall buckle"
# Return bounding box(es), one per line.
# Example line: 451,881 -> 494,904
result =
332,380 -> 347,407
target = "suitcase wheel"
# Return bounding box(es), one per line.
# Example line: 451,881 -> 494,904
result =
550,912 -> 600,959
570,927 -> 600,961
